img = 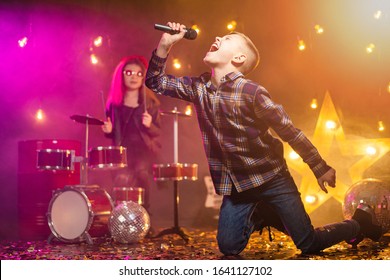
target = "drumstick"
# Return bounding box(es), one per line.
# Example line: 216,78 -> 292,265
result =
143,90 -> 147,112
100,90 -> 106,117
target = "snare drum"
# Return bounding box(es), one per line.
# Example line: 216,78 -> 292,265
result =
113,187 -> 145,205
152,163 -> 183,181
37,149 -> 75,171
88,146 -> 127,170
47,185 -> 114,242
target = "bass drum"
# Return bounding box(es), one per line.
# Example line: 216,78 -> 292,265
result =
47,185 -> 114,243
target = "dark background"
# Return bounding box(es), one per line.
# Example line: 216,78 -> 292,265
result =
1,0 -> 389,240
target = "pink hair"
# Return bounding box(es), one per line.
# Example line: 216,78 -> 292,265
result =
106,55 -> 149,109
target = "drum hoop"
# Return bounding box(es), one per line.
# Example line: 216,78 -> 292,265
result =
37,149 -> 75,171
89,146 -> 127,151
152,163 -> 183,168
47,187 -> 95,242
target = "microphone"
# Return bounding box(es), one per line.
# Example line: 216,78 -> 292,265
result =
154,24 -> 197,40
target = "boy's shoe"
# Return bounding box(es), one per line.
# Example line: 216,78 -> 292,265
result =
349,203 -> 382,245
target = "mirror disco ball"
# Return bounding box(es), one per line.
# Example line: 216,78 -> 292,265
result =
109,201 -> 150,243
343,178 -> 390,233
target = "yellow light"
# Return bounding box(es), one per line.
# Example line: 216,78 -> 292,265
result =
314,24 -> 324,34
93,36 -> 103,47
325,120 -> 337,130
36,109 -> 44,121
90,54 -> 99,65
366,146 -> 377,156
18,36 -> 28,48
227,20 -> 237,31
366,43 -> 375,54
305,195 -> 317,204
310,98 -> 318,109
374,10 -> 382,19
378,121 -> 385,132
191,25 -> 200,35
298,40 -> 306,51
289,151 -> 300,160
185,104 -> 193,116
387,82 -> 390,93
173,58 -> 181,69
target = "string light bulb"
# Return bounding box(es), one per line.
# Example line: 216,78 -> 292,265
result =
35,108 -> 44,121
185,104 -> 193,116
365,146 -> 377,156
226,20 -> 237,31
298,40 -> 306,51
387,82 -> 390,93
191,25 -> 200,35
305,195 -> 317,204
18,36 -> 28,48
93,36 -> 103,47
378,121 -> 385,132
366,43 -> 375,54
173,58 -> 181,69
374,10 -> 382,19
90,54 -> 99,65
289,151 -> 300,160
314,24 -> 324,34
310,98 -> 318,109
325,120 -> 337,130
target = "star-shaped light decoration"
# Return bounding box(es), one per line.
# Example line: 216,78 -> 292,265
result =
285,92 -> 390,213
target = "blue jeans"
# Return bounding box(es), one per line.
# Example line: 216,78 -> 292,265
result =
217,169 -> 360,255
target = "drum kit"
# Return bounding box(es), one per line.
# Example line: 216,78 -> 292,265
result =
39,107 -> 198,244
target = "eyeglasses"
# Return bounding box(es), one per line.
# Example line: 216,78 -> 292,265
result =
123,70 -> 144,77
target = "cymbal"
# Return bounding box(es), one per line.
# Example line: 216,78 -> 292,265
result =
159,109 -> 191,117
70,114 -> 104,125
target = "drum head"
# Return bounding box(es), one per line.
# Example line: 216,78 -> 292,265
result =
49,190 -> 90,240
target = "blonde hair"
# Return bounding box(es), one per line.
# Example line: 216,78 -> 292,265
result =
230,32 -> 260,75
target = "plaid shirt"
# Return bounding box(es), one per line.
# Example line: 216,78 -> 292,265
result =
146,51 -> 330,195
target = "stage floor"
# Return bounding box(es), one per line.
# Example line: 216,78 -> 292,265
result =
1,228 -> 389,260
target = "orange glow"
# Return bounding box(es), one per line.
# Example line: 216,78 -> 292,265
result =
298,40 -> 306,51
310,99 -> 318,109
227,20 -> 237,31
387,82 -> 390,93
191,25 -> 200,35
314,24 -> 324,34
378,121 -> 385,132
185,104 -> 192,116
173,58 -> 181,69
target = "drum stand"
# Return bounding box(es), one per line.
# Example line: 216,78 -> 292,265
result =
47,115 -> 104,245
153,108 -> 193,243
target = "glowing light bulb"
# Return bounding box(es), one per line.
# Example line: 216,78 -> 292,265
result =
289,151 -> 300,160
325,120 -> 337,130
173,58 -> 181,69
387,82 -> 390,93
365,146 -> 377,156
378,121 -> 385,132
185,104 -> 192,116
93,36 -> 103,47
374,10 -> 382,19
36,109 -> 44,121
90,54 -> 99,65
314,24 -> 324,34
366,43 -> 375,54
18,37 -> 28,48
298,40 -> 306,51
227,20 -> 237,31
305,195 -> 317,204
310,99 -> 318,109
191,25 -> 200,35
